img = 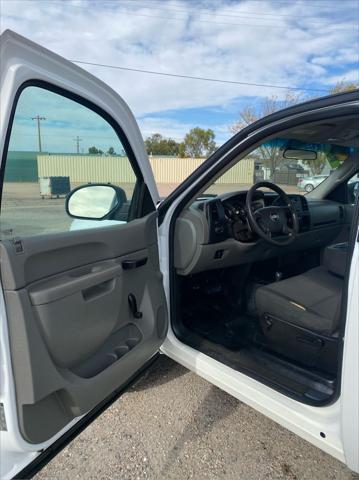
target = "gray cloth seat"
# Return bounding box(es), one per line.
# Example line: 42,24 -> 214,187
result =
255,266 -> 343,336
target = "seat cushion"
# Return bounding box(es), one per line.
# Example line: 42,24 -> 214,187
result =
255,267 -> 343,335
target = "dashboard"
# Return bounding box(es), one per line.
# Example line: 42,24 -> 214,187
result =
174,190 -> 348,276
197,191 -> 310,244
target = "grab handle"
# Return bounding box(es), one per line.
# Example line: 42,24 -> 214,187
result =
122,257 -> 147,270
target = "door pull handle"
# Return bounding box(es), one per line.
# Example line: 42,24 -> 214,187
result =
122,258 -> 147,270
128,293 -> 143,319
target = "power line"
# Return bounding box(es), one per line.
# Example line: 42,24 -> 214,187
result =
99,8 -> 357,30
47,0 -> 357,29
119,8 -> 354,29
117,0 -> 359,11
117,0 -> 354,24
236,0 -> 358,3
133,0 -> 358,5
70,59 -> 329,93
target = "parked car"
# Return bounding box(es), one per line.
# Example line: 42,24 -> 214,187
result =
0,30 -> 359,479
297,174 -> 329,192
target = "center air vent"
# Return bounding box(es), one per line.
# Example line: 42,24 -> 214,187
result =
207,200 -> 227,243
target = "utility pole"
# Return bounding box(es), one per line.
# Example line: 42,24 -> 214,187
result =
74,136 -> 82,154
31,115 -> 46,152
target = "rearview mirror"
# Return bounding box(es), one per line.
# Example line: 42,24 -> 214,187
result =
66,184 -> 125,220
283,148 -> 317,161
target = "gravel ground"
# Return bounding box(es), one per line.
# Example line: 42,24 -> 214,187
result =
35,356 -> 353,480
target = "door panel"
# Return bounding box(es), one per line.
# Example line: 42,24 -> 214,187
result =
1,213 -> 167,444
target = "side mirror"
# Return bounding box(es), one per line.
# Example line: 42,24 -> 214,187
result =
66,184 -> 126,220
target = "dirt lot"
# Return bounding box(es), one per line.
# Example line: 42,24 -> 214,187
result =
34,356 -> 352,480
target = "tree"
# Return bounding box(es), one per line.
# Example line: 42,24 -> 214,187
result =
88,146 -> 103,155
145,134 -> 180,156
230,92 -> 302,177
230,92 -> 302,134
303,152 -> 327,175
107,147 -> 116,155
329,80 -> 358,94
178,142 -> 186,158
180,127 -> 217,158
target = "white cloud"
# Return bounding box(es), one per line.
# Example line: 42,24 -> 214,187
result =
1,0 -> 358,142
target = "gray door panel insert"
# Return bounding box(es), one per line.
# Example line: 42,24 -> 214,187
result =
1,212 -> 168,444
0,214 -> 158,290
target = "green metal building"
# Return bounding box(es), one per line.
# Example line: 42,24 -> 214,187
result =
5,151 -> 38,182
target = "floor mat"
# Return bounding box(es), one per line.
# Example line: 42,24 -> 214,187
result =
182,306 -> 255,350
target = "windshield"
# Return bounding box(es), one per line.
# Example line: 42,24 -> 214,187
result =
202,138 -> 358,196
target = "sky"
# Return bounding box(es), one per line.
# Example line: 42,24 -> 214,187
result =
8,86 -> 130,153
1,0 -> 359,151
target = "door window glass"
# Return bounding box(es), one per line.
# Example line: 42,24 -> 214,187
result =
1,86 -> 139,239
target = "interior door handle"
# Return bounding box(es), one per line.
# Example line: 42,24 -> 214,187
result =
122,257 -> 147,270
128,293 -> 143,318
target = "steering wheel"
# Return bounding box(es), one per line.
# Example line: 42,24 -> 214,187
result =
246,181 -> 299,246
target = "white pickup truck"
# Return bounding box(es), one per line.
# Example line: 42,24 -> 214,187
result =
1,30 -> 358,479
